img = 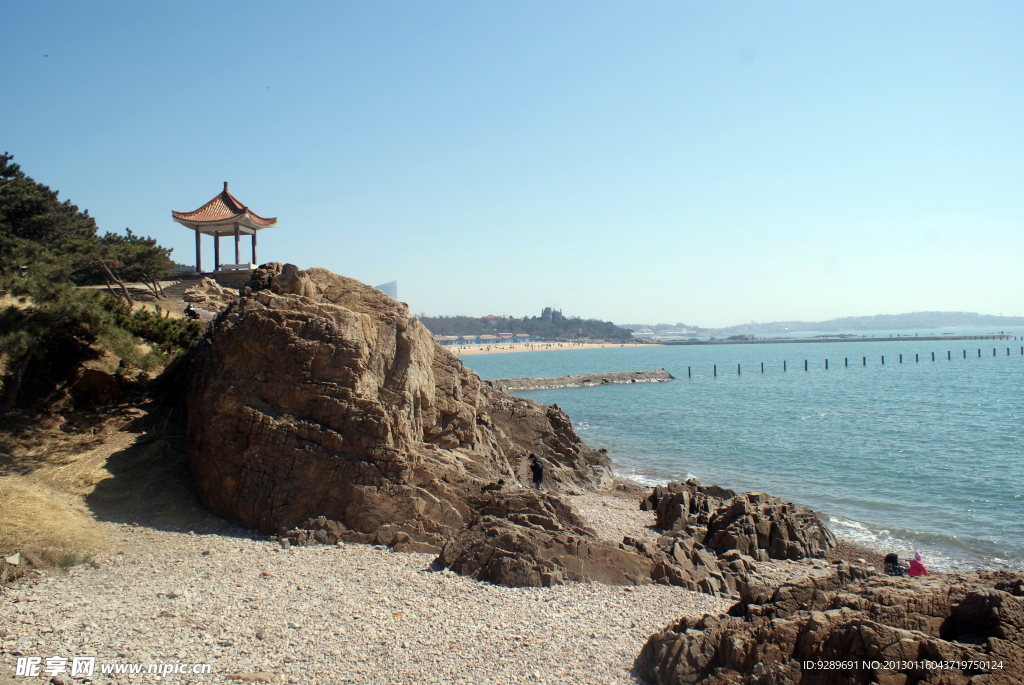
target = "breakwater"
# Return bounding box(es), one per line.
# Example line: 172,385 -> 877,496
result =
484,368 -> 674,392
658,333 -> 1017,345
687,345 -> 1024,376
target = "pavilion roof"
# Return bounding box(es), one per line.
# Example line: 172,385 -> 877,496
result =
172,182 -> 277,230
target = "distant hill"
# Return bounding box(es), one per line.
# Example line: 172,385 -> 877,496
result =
625,312 -> 1024,336
420,313 -> 634,341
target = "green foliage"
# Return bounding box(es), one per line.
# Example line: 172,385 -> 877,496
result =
0,152 -> 176,284
102,297 -> 203,355
420,313 -> 634,341
0,275 -> 197,374
0,153 -> 98,244
0,154 -> 197,414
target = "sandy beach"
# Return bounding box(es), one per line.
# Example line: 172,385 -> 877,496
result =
454,342 -> 659,356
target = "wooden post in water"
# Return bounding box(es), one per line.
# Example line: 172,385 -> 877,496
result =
761,362 -> 764,373
915,353 -> 918,362
825,359 -> 828,369
714,364 -> 716,377
978,349 -> 981,357
738,364 -> 741,376
881,356 -> 885,365
862,356 -> 866,366
963,350 -> 966,358
900,354 -> 902,363
947,351 -> 950,360
993,348 -> 996,356
804,359 -> 808,371
784,361 -> 787,371
688,366 -> 690,378
845,357 -> 848,367
932,352 -> 935,361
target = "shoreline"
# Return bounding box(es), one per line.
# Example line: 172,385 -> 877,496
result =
606,476 -> 899,574
454,342 -> 659,356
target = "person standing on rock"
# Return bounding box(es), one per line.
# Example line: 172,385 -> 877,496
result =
529,454 -> 544,491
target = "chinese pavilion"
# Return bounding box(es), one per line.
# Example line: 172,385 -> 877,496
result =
172,182 -> 277,273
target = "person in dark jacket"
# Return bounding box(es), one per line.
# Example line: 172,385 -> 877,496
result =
884,552 -> 906,576
528,454 -> 544,491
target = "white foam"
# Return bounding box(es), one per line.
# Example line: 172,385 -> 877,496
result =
612,468 -> 696,488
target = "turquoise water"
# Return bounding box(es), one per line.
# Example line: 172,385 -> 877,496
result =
461,340 -> 1024,571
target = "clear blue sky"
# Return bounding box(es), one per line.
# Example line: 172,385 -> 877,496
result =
3,2 -> 1021,326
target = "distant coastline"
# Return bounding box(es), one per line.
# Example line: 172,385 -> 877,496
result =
624,311 -> 1024,339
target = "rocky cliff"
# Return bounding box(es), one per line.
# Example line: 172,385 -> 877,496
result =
185,264 -> 612,544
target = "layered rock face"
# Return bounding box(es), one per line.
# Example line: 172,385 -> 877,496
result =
623,533 -> 756,598
639,569 -> 1024,685
437,490 -> 653,587
185,264 -> 611,542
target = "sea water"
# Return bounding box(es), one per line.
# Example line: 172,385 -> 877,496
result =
461,339 -> 1024,571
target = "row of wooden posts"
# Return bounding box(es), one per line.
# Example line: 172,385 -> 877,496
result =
689,347 -> 1024,377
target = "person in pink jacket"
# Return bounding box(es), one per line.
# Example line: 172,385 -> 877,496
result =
908,551 -> 928,576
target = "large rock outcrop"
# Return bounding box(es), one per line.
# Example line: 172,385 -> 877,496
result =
703,492 -> 836,561
638,570 -> 1024,685
643,478 -> 736,532
185,264 -> 612,542
645,479 -> 835,562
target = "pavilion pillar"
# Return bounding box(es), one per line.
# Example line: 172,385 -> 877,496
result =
234,222 -> 240,265
214,233 -> 221,272
251,230 -> 257,265
195,229 -> 202,273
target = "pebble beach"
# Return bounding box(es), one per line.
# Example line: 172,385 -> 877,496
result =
0,489 -> 729,685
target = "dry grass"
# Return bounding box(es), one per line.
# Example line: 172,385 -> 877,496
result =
0,478 -> 106,583
0,402 -> 193,585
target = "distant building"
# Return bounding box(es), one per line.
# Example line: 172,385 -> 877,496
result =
375,281 -> 398,299
541,307 -> 562,323
433,336 -> 459,346
431,333 -> 534,346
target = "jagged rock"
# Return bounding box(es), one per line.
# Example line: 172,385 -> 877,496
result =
704,492 -> 836,560
732,560 -> 878,614
638,569 -> 1024,685
183,277 -> 226,301
245,262 -> 283,293
647,480 -> 835,561
437,491 -> 651,587
270,263 -> 317,300
620,535 -> 757,599
186,265 -> 611,543
650,478 -> 735,535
